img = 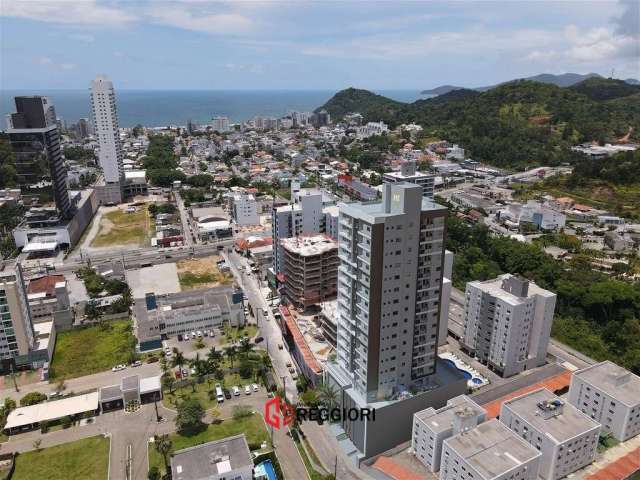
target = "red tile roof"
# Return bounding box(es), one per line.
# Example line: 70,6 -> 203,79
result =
371,457 -> 424,480
587,447 -> 640,480
279,305 -> 322,374
27,275 -> 65,297
483,370 -> 572,419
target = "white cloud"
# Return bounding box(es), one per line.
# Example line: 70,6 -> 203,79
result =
36,56 -> 53,65
34,56 -> 76,71
69,33 -> 95,43
146,6 -> 252,34
2,0 -> 134,26
224,63 -> 265,74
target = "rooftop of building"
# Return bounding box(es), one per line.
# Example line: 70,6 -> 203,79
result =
27,274 -> 65,297
502,388 -> 600,442
468,273 -> 555,305
170,434 -> 252,480
574,361 -> 640,407
444,419 -> 540,479
281,234 -> 338,257
415,395 -> 486,434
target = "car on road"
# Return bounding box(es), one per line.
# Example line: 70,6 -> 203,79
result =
288,367 -> 295,374
244,385 -> 251,395
254,336 -> 264,343
112,364 -> 126,372
286,361 -> 292,367
278,344 -> 283,350
252,383 -> 259,392
232,386 -> 240,396
291,372 -> 298,380
223,389 -> 232,400
131,360 -> 142,367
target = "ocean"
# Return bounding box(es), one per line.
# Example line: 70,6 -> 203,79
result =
0,89 -> 424,128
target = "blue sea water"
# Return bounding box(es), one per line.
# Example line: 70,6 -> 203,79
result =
0,89 -> 424,128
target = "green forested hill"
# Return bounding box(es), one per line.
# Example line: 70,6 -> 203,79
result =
319,79 -> 640,170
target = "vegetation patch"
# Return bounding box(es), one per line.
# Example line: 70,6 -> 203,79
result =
91,205 -> 153,247
12,436 -> 109,480
50,319 -> 137,380
177,256 -> 234,290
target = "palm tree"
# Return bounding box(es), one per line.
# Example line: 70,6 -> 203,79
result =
207,347 -> 223,364
239,337 -> 254,358
172,348 -> 185,372
317,383 -> 339,410
224,345 -> 237,368
162,374 -> 175,395
154,434 -> 172,471
191,353 -> 207,382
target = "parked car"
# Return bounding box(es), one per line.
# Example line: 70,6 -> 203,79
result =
197,331 -> 202,337
288,367 -> 295,374
182,368 -> 189,377
232,386 -> 240,396
224,389 -> 232,400
177,334 -> 183,341
112,364 -> 126,372
252,383 -> 259,392
184,334 -> 190,341
286,362 -> 292,368
254,336 -> 264,344
203,330 -> 209,337
278,344 -> 283,350
244,385 -> 251,395
131,360 -> 142,367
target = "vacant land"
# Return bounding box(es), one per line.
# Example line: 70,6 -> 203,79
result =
91,206 -> 153,247
50,319 -> 136,379
148,414 -> 268,476
12,436 -> 109,480
177,256 -> 234,290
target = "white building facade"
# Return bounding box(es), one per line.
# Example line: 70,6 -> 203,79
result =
90,75 -> 124,203
231,193 -> 259,226
461,274 -> 556,377
383,160 -> 435,198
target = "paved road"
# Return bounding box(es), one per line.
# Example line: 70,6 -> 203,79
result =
223,250 -> 299,402
174,191 -> 195,247
0,363 -> 162,402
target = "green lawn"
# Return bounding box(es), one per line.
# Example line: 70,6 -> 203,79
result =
163,373 -> 260,410
148,414 -> 269,476
50,319 -> 136,380
12,436 -> 109,480
91,206 -> 153,247
222,325 -> 258,345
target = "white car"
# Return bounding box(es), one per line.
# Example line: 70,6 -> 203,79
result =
233,386 -> 240,396
244,385 -> 251,395
197,331 -> 202,337
112,364 -> 126,372
252,383 -> 259,392
131,360 -> 142,367
184,334 -> 190,341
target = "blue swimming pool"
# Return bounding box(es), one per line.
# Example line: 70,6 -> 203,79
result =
256,460 -> 277,480
442,358 -> 472,379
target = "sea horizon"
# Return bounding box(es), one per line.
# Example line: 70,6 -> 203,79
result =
1,89 -> 426,128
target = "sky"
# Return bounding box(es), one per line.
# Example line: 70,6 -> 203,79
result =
1,0 -> 638,90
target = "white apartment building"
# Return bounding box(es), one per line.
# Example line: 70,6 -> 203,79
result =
330,183 -> 447,402
90,75 -> 124,203
383,160 -> 435,198
568,361 -> 640,442
211,116 -> 230,132
499,201 -> 566,231
440,419 -> 541,480
461,274 -> 556,377
231,192 -> 259,226
412,395 -> 486,473
500,388 -> 600,480
356,121 -> 388,139
0,265 -> 35,363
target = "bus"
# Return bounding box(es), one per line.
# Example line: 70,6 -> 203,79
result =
215,383 -> 224,403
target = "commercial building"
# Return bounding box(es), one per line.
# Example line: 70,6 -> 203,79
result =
326,184 -> 468,460
412,395 -> 486,473
170,434 -> 254,480
6,96 -> 72,218
440,419 -> 541,480
91,75 -> 124,204
134,287 -> 243,350
568,361 -> 640,442
499,201 -> 566,231
461,274 -> 556,377
383,160 -> 435,198
231,192 -> 259,226
99,375 -> 162,411
500,388 -> 600,480
337,174 -> 379,201
26,274 -> 73,330
280,234 -> 338,310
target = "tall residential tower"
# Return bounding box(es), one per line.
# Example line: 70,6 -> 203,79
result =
90,75 -> 124,203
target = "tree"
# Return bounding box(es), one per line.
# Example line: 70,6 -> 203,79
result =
207,347 -> 223,364
224,345 -> 237,367
147,466 -> 161,480
20,391 -> 47,406
176,398 -> 205,435
162,374 -> 175,394
317,383 -> 338,410
238,360 -> 253,379
172,348 -> 186,371
153,434 -> 172,470
239,337 -> 254,358
232,405 -> 252,420
300,388 -> 319,407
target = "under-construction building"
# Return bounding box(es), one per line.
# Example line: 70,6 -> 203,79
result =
280,234 -> 338,310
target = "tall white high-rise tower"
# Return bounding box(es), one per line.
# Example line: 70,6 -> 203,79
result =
90,75 -> 124,203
